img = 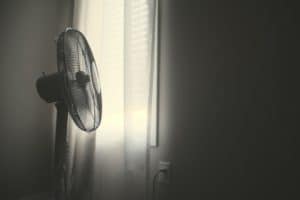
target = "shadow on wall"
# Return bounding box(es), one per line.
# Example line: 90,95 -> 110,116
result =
149,0 -> 298,200
19,193 -> 53,200
0,0 -> 73,199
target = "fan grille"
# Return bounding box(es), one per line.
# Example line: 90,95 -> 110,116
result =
57,29 -> 102,132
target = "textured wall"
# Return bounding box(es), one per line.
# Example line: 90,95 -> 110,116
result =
149,0 -> 298,199
0,0 -> 72,199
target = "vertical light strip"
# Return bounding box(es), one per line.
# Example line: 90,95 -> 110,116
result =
149,0 -> 159,147
96,0 -> 124,145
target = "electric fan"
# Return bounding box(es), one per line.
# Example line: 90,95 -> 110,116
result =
36,28 -> 102,200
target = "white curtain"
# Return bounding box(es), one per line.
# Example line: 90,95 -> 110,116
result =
69,0 -> 156,199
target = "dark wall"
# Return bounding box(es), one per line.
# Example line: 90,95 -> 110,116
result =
0,0 -> 72,199
150,0 -> 299,199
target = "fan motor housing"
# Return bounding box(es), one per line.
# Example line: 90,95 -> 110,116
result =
36,72 -> 65,103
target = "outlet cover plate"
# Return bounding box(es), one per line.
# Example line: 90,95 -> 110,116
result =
159,161 -> 171,183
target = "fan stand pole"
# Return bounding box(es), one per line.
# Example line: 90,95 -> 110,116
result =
54,102 -> 68,200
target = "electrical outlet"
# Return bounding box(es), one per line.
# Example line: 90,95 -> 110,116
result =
158,161 -> 171,183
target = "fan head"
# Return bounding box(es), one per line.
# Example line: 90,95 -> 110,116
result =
37,28 -> 102,132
